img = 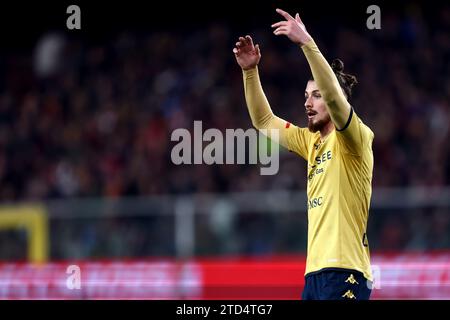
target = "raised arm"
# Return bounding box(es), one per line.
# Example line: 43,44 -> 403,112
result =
272,9 -> 351,129
233,35 -> 292,148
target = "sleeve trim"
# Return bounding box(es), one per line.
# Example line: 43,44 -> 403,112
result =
336,107 -> 353,132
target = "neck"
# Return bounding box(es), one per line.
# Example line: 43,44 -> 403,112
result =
320,121 -> 335,140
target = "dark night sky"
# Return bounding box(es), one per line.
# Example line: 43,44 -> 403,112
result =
0,0 -> 445,50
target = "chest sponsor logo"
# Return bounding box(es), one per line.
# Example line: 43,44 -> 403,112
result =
308,197 -> 323,210
314,150 -> 332,165
308,150 -> 332,181
308,167 -> 324,181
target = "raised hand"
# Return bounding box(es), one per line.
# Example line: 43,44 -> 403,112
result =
233,35 -> 261,70
271,8 -> 312,45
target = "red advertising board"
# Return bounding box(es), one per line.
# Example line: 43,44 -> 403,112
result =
0,253 -> 449,299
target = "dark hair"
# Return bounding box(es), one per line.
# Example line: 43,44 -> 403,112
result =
330,58 -> 358,99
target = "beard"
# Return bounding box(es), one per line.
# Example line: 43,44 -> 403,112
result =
307,114 -> 331,133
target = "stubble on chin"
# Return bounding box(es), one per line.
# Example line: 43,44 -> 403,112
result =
308,119 -> 322,133
307,115 -> 331,133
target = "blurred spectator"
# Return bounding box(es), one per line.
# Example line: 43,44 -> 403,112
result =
0,3 -> 449,259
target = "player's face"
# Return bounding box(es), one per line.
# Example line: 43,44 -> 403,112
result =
304,80 -> 331,133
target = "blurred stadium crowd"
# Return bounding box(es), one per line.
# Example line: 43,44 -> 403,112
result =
0,3 -> 449,260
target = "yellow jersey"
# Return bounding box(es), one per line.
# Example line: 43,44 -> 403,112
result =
242,39 -> 375,282
285,109 -> 374,281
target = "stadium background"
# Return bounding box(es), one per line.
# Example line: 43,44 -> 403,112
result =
0,0 -> 449,299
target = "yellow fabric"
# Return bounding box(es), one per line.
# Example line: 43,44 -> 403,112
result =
242,67 -> 295,148
242,40 -> 375,281
301,39 -> 351,132
289,113 -> 374,281
300,39 -> 374,280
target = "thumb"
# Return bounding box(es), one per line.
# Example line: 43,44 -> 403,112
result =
295,13 -> 302,24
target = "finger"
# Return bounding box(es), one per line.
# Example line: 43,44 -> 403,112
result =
273,28 -> 288,35
276,8 -> 294,21
245,35 -> 253,46
255,44 -> 260,56
239,36 -> 246,44
271,21 -> 287,28
273,27 -> 288,33
233,47 -> 239,54
274,31 -> 288,36
236,41 -> 243,47
295,13 -> 303,24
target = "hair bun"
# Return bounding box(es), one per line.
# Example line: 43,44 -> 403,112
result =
331,59 -> 344,73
